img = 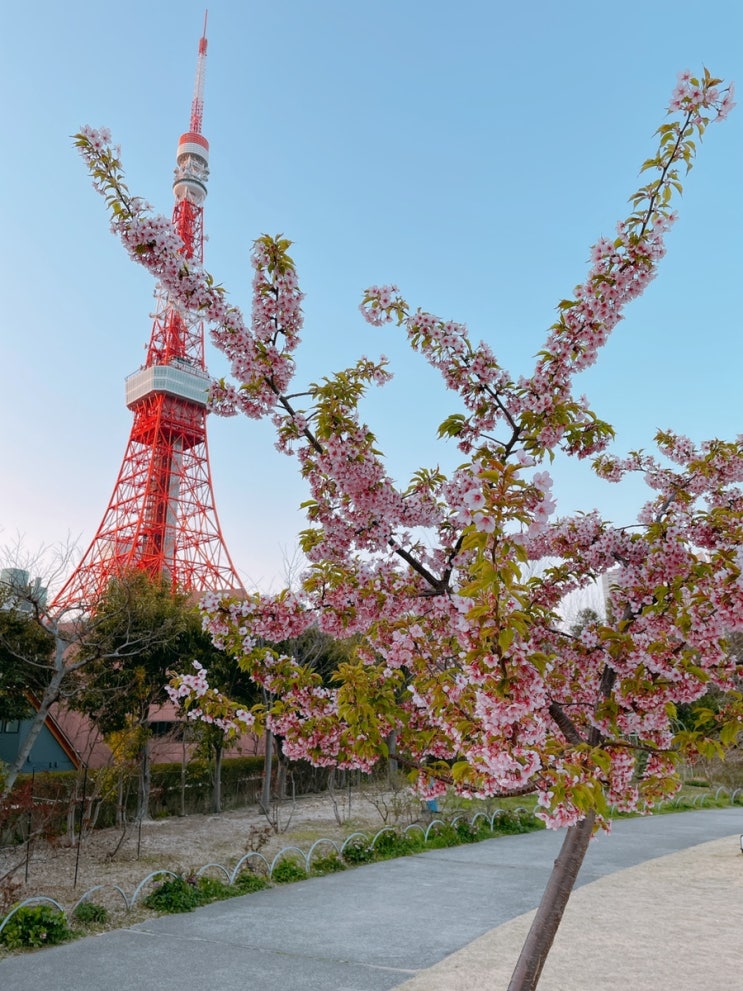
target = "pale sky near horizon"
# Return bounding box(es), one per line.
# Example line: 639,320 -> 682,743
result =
1,0 -> 741,593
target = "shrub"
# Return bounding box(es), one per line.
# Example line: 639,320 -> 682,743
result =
0,777 -> 72,846
403,829 -> 426,852
0,905 -> 72,949
194,876 -> 232,903
491,810 -> 543,835
271,858 -> 307,884
310,853 -> 346,876
233,871 -> 270,894
143,876 -> 200,914
425,822 -> 461,849
341,838 -> 376,865
453,818 -> 480,843
73,901 -> 109,926
371,830 -> 416,859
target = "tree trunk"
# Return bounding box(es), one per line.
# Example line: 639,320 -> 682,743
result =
137,735 -> 152,821
212,742 -> 223,813
387,729 -> 398,780
0,666 -> 66,799
116,772 -> 125,829
276,755 -> 287,800
261,728 -> 274,809
180,734 -> 187,817
507,812 -> 596,991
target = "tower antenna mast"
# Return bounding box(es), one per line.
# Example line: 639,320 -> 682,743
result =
190,11 -> 208,134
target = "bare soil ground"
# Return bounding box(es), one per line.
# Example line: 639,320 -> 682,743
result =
0,786 -> 428,925
395,835 -> 743,991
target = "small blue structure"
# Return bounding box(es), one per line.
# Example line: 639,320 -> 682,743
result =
0,715 -> 77,774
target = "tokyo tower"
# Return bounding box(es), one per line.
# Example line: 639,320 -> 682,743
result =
54,21 -> 242,611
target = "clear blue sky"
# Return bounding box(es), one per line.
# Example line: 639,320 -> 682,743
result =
1,1 -> 741,591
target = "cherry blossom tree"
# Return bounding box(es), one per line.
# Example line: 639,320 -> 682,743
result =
76,69 -> 740,991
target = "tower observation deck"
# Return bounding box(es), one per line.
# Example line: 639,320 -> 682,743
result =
53,22 -> 243,611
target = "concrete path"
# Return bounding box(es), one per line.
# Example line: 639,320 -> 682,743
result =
0,807 -> 740,991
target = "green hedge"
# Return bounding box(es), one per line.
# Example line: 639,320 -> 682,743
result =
4,756 -> 265,838
3,759 -> 375,841
146,755 -> 266,818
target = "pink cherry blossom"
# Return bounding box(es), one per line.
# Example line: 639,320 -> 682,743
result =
75,69 -> 741,836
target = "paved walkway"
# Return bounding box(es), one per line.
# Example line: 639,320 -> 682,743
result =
0,807 -> 740,991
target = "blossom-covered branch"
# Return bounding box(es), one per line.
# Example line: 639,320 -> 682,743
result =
75,69 -> 742,833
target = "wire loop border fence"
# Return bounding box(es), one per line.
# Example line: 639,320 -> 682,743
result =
1,794 -> 740,943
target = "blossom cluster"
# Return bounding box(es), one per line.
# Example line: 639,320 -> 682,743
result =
166,661 -> 255,738
77,69 -> 742,830
669,68 -> 735,119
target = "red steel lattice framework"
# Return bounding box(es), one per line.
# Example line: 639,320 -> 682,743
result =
54,23 -> 243,611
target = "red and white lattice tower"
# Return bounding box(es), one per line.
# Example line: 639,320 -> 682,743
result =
54,21 -> 242,611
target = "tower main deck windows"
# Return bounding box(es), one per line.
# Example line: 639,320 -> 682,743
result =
125,362 -> 210,409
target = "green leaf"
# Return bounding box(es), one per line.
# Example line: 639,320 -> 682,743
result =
437,413 -> 466,438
